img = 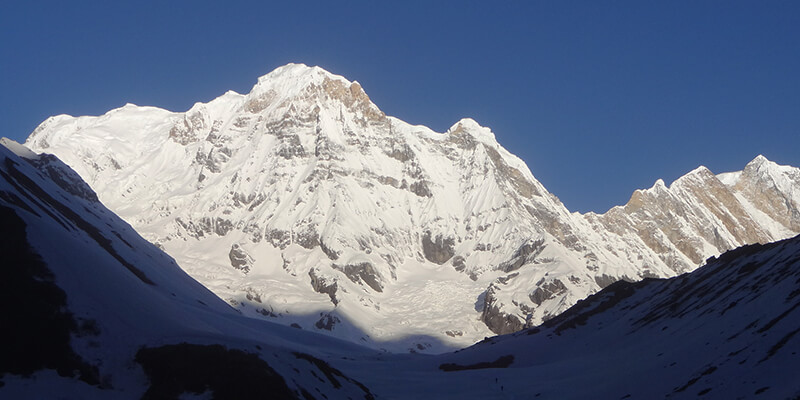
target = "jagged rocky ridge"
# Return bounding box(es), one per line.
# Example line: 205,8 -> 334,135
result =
24,64 -> 800,351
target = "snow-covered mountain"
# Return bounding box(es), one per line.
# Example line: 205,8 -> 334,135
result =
25,63 -> 800,351
1,137 -> 797,398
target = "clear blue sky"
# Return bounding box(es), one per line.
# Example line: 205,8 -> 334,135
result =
2,1 -> 798,213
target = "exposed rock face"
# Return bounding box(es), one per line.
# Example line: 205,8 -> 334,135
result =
175,217 -> 234,239
309,268 -> 339,305
498,239 -> 546,273
588,167 -> 773,272
333,262 -> 383,292
169,110 -> 207,145
451,255 -> 466,272
594,274 -> 618,289
529,279 -> 568,306
314,313 -> 341,331
421,232 -> 455,265
481,284 -> 525,335
25,63 -> 800,351
727,155 -> 800,233
228,244 -> 253,273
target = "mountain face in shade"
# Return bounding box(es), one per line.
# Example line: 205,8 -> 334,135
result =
1,138 -> 798,399
0,139 -> 376,399
25,63 -> 800,351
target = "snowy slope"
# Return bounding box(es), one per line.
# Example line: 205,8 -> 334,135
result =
0,139 -> 377,399
24,64 -> 800,350
344,235 -> 800,399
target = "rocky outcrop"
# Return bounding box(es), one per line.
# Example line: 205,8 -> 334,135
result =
481,284 -> 525,335
266,229 -> 291,249
320,240 -> 341,260
422,232 -> 455,265
594,274 -> 618,289
498,239 -> 545,273
309,268 -> 339,305
452,255 -> 466,272
175,217 -> 234,239
588,165 -> 785,274
333,262 -> 383,292
169,111 -> 206,145
529,279 -> 568,306
294,227 -> 320,250
484,144 -> 540,199
314,313 -> 341,331
730,155 -> 800,232
228,244 -> 253,273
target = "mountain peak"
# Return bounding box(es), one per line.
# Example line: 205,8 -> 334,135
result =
257,63 -> 336,81
249,63 -> 350,97
742,155 -> 785,179
243,64 -> 383,120
744,154 -> 777,172
673,165 -> 715,186
447,118 -> 497,143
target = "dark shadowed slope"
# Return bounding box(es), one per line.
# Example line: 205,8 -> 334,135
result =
0,139 -> 376,399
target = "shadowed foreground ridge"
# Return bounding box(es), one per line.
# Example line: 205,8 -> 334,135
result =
415,234 -> 800,399
136,344 -> 296,400
541,238 -> 800,337
0,206 -> 99,386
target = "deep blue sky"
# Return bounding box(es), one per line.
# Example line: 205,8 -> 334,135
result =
2,1 -> 798,213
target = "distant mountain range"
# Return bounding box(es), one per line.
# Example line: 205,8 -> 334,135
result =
1,137 -> 797,398
23,63 -> 800,352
